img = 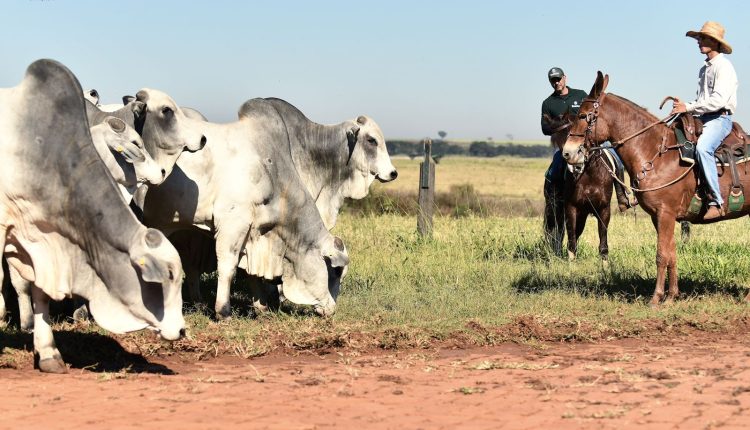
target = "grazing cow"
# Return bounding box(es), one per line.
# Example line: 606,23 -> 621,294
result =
5,117 -> 165,330
162,99 -> 397,310
138,98 -> 349,319
0,59 -> 185,373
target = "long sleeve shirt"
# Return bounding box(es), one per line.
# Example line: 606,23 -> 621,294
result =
686,53 -> 738,115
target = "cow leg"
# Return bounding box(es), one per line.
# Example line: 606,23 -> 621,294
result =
31,285 -> 66,374
248,276 -> 281,314
184,265 -> 202,303
651,214 -> 677,307
597,205 -> 611,267
213,224 -> 251,320
8,264 -> 34,331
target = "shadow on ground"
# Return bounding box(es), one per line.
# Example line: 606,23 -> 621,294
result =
511,266 -> 747,302
0,329 -> 174,374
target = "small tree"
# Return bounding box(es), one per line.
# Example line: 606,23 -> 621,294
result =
438,131 -> 447,140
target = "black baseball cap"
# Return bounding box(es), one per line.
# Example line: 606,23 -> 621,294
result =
548,67 -> 565,79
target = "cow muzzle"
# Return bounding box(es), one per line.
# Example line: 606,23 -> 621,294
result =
376,169 -> 398,183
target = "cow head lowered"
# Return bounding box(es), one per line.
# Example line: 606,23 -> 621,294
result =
346,115 -> 397,197
280,235 -> 349,316
0,59 -> 185,372
134,88 -> 207,177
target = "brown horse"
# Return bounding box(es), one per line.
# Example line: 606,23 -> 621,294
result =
546,115 -> 631,262
561,71 -> 750,304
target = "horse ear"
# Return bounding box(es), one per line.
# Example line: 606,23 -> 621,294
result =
589,71 -> 609,98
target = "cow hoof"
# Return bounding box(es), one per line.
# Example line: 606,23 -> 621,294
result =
38,357 -> 68,374
73,305 -> 90,322
567,251 -> 576,262
601,259 -> 610,270
215,310 -> 232,321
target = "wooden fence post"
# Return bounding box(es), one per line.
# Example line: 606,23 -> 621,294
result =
417,138 -> 435,237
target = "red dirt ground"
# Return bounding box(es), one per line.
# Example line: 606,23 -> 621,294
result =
2,333 -> 750,430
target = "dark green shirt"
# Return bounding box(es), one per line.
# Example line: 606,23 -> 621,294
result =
540,87 -> 588,136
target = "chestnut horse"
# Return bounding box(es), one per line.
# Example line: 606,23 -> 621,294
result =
562,71 -> 750,304
547,116 -> 628,262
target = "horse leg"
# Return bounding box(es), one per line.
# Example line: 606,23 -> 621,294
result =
598,205 -> 611,267
565,204 -> 578,261
651,214 -> 678,306
680,221 -> 691,242
543,180 -> 564,255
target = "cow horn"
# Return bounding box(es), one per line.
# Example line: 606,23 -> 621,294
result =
144,228 -> 163,248
122,95 -> 136,105
356,115 -> 367,125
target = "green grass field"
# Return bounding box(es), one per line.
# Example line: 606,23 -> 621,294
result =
2,156 -> 750,367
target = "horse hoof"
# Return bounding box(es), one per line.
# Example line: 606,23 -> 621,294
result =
38,357 -> 68,374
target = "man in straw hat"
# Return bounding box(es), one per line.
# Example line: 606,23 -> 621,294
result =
670,21 -> 738,220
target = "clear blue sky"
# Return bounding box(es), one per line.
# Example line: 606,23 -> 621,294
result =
1,0 -> 748,141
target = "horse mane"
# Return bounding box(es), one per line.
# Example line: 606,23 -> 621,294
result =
607,93 -> 659,122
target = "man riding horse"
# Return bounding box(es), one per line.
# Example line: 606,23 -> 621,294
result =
669,21 -> 738,221
540,67 -> 631,255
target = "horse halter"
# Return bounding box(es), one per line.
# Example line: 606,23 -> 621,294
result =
569,93 -> 606,146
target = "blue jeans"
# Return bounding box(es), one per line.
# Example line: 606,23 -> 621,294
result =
696,113 -> 733,206
602,141 -> 624,171
545,149 -> 565,185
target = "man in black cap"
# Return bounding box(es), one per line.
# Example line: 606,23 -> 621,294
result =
540,67 -> 588,254
540,67 -> 631,255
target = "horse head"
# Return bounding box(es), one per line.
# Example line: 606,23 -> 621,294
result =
544,112 -> 575,151
562,71 -> 611,173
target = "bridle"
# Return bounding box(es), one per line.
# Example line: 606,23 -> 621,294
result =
566,92 -> 694,193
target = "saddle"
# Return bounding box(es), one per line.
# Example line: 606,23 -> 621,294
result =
672,115 -> 750,213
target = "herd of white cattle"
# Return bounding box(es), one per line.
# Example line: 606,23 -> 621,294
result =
0,59 -> 397,373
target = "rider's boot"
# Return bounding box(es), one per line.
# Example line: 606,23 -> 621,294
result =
614,161 -> 635,212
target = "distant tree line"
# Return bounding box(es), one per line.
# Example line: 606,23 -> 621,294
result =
386,140 -> 554,159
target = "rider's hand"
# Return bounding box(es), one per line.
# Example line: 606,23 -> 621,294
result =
670,97 -> 687,115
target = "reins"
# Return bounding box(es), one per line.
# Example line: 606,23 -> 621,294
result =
573,94 -> 694,193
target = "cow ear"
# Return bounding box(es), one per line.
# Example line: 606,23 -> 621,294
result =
323,236 -> 349,268
132,229 -> 175,283
131,100 -> 146,118
122,95 -> 135,105
132,254 -> 175,283
346,125 -> 360,144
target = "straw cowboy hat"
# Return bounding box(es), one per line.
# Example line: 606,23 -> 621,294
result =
686,21 -> 732,54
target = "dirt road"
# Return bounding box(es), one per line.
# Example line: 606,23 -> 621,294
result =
2,334 -> 750,429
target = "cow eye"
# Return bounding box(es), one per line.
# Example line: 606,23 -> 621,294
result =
161,106 -> 174,117
367,137 -> 378,146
